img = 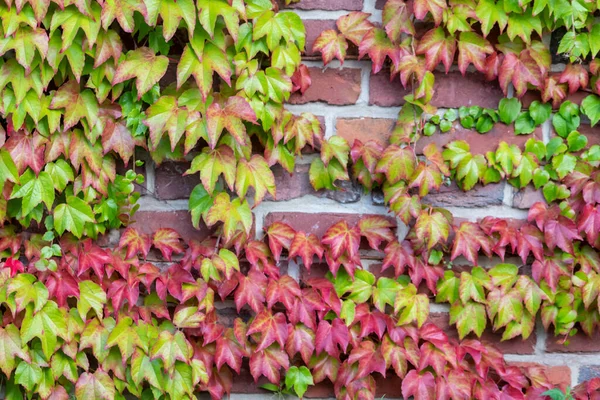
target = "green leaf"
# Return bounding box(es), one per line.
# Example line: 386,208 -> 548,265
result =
11,170 -> 55,215
53,196 -> 95,238
450,301 -> 487,338
582,95 -> 600,126
45,160 -> 74,192
106,317 -> 140,362
189,184 -> 214,229
78,281 -> 106,320
20,301 -> 67,359
566,131 -> 588,152
15,361 -> 42,392
150,330 -> 192,371
348,270 -> 376,303
529,100 -> 551,125
113,48 -> 169,98
498,97 -> 522,125
75,370 -> 115,400
285,366 -> 313,398
0,149 -> 19,185
0,325 -> 31,376
514,112 -> 535,135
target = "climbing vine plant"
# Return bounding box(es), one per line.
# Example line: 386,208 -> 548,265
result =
0,0 -> 600,398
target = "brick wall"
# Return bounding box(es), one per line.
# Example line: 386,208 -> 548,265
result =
121,0 -> 600,396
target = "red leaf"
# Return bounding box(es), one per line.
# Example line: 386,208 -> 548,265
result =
382,240 -> 416,277
118,228 -> 151,260
215,329 -> 249,374
402,370 -> 436,400
249,346 -> 289,384
315,319 -> 349,358
4,131 -> 46,174
355,304 -> 387,339
451,222 -> 493,265
322,221 -> 361,260
291,64 -> 311,94
44,271 -> 79,307
413,0 -> 446,25
559,64 -> 589,94
359,28 -> 398,74
416,27 -> 456,73
288,288 -> 326,331
152,229 -> 185,261
337,11 -> 374,46
0,227 -> 21,255
3,257 -> 23,277
359,216 -> 395,250
579,204 -> 600,245
532,256 -> 570,292
76,239 -> 111,278
286,324 -> 315,365
312,30 -> 348,65
247,310 -> 289,352
516,224 -> 544,263
499,50 -> 544,97
108,277 -> 139,311
289,232 -> 324,270
266,222 -> 296,262
155,264 -> 194,302
348,341 -> 387,379
544,216 -> 582,255
266,275 -> 300,310
541,76 -> 567,108
234,269 -> 267,313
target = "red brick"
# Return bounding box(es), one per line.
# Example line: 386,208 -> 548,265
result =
336,117 -> 396,147
521,89 -> 588,109
281,0 -> 363,10
369,71 -> 504,109
264,212 -> 395,238
289,67 -> 361,105
579,123 -> 600,147
130,210 -> 213,241
429,313 -> 536,354
305,382 -> 335,398
154,162 -> 198,200
513,186 -> 546,209
303,20 -> 338,56
510,363 -> 571,391
546,331 -> 600,353
375,374 -> 403,397
416,123 -> 536,154
425,182 -> 505,208
375,0 -> 386,7
270,163 -> 317,201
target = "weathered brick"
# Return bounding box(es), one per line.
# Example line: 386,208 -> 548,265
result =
305,382 -> 335,398
513,186 -> 546,209
130,210 -> 213,241
521,89 -> 588,109
510,363 -> 571,390
429,313 -> 536,354
416,123 -> 535,154
155,162 -> 198,200
546,331 -> 600,353
303,20 -> 340,57
579,123 -> 600,147
270,163 -> 316,201
289,67 -> 361,105
578,365 -> 600,384
264,212 -> 395,238
281,0 -> 363,10
336,117 -> 396,147
369,71 -> 504,108
425,182 -> 505,208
